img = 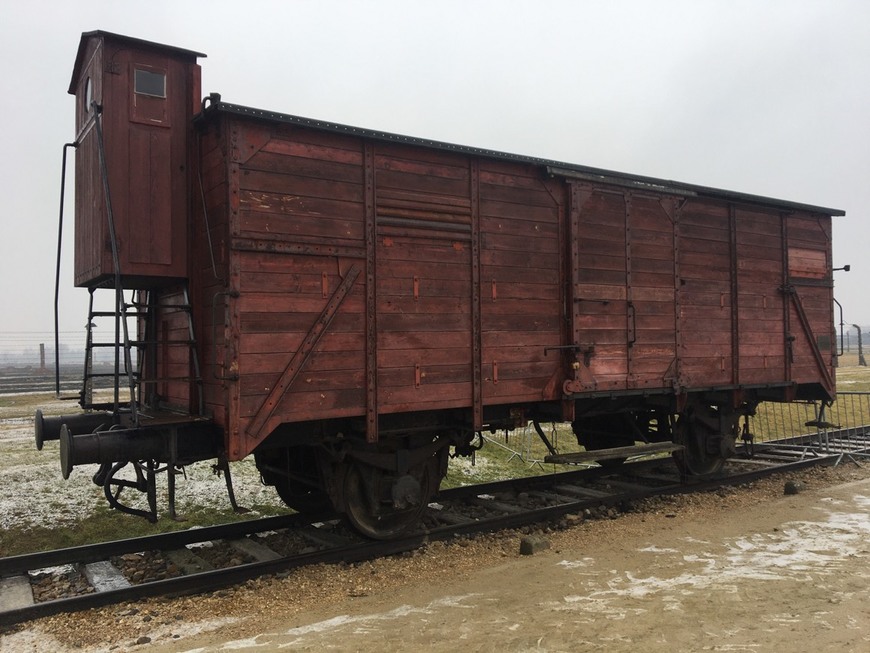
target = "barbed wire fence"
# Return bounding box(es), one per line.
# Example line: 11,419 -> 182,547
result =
0,329 -> 137,370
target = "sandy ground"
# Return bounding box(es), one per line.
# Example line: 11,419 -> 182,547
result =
162,472 -> 870,652
3,463 -> 868,653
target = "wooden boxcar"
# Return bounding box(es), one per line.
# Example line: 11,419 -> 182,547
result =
40,31 -> 843,537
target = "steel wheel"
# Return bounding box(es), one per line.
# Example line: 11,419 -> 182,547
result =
343,461 -> 430,540
673,405 -> 731,476
273,479 -> 333,514
255,447 -> 332,515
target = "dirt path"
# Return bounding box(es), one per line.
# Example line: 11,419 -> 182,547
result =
3,464 -> 869,652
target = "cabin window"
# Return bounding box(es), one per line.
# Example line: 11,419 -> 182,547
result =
134,69 -> 166,98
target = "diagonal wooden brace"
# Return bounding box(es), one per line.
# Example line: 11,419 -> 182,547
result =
245,264 -> 361,444
783,284 -> 835,398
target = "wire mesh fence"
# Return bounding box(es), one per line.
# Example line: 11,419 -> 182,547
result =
484,392 -> 870,468
749,392 -> 870,452
750,393 -> 870,441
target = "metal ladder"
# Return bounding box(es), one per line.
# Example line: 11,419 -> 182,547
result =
135,286 -> 204,415
80,285 -> 203,420
80,285 -> 139,421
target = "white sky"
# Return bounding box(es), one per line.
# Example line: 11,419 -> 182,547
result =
0,0 -> 867,355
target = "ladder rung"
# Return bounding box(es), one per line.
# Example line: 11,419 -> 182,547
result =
89,310 -> 146,318
88,340 -> 195,348
128,304 -> 193,311
84,403 -> 131,411
81,286 -> 203,401
88,342 -> 194,350
140,376 -> 195,383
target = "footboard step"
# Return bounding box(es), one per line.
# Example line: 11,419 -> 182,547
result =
545,442 -> 684,464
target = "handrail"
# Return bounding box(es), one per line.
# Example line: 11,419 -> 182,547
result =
54,142 -> 78,397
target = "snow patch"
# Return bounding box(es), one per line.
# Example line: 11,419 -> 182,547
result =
555,499 -> 870,616
0,425 -> 287,530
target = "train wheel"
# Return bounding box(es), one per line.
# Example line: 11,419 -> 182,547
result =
273,479 -> 333,514
673,405 -> 733,476
343,460 -> 433,539
255,448 -> 332,515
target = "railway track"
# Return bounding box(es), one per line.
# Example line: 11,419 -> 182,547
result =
0,372 -> 112,396
2,428 -> 868,628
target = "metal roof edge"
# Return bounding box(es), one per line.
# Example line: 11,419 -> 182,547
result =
204,101 -> 846,217
69,30 -> 206,95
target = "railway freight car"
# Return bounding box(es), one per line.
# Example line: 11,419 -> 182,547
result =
36,31 -> 843,538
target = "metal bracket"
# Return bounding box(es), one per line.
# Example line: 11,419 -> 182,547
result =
544,344 -> 595,367
212,289 -> 241,381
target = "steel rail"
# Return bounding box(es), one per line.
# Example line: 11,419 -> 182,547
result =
0,534 -> 425,628
1,435 -> 867,628
0,513 -> 312,578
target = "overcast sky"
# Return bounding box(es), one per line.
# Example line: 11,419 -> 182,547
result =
1,0 -> 868,357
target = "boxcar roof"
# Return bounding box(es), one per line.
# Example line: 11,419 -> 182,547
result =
69,30 -> 206,94
202,100 -> 845,218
